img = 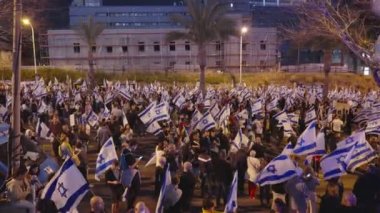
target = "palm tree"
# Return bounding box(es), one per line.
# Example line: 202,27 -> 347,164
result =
166,0 -> 236,95
75,16 -> 105,89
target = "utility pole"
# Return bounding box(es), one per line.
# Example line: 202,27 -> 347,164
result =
11,0 -> 22,175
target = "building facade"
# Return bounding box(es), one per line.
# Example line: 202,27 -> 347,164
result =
43,0 -> 309,72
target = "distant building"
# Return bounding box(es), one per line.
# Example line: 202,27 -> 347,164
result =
44,0 -> 334,72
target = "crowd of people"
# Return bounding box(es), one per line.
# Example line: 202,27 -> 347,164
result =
0,77 -> 380,213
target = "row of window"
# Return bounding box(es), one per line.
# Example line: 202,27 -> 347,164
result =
73,41 -> 267,53
73,41 -> 191,53
109,22 -> 180,27
96,12 -> 187,17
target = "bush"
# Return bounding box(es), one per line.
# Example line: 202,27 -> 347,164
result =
0,67 -> 377,91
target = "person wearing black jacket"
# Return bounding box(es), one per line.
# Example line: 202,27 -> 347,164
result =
178,162 -> 196,211
213,151 -> 233,208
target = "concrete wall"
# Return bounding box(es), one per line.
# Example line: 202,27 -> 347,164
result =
45,26 -> 278,72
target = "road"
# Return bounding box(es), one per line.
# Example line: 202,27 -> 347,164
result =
41,135 -> 357,213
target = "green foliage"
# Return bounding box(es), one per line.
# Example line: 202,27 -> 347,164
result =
0,67 -> 375,91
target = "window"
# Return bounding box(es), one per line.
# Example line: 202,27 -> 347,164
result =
169,61 -> 176,66
185,61 -> 191,65
106,46 -> 113,53
154,42 -> 160,52
122,46 -> 128,53
154,61 -> 161,64
138,42 -> 145,52
260,41 -> 266,50
73,43 -> 80,53
216,41 -> 221,51
169,42 -> 176,51
216,61 -> 221,66
242,61 -> 247,66
242,43 -> 248,51
185,41 -> 190,51
91,46 -> 96,53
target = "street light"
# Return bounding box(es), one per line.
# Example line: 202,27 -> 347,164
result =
240,26 -> 248,85
22,18 -> 37,75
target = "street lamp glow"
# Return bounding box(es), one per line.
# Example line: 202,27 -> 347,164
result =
241,26 -> 248,34
22,18 -> 31,26
21,17 -> 38,75
239,26 -> 248,85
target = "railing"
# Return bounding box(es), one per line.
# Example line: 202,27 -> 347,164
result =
281,63 -> 351,73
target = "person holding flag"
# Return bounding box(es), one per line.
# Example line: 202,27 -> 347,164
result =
105,160 -> 124,213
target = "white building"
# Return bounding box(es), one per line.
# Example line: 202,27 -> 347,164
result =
46,27 -> 278,72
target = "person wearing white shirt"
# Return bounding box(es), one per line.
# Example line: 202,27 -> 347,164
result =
331,115 -> 344,134
246,150 -> 261,199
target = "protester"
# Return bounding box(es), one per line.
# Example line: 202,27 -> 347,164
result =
178,161 -> 196,211
90,196 -> 105,213
105,160 -> 123,213
246,150 -> 260,199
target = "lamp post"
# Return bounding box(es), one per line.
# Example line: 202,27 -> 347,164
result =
22,18 -> 37,75
240,26 -> 248,85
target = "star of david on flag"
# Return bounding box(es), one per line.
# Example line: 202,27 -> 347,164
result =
41,158 -> 89,213
95,137 -> 118,181
256,155 -> 297,186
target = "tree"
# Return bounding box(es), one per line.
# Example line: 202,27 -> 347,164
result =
75,16 -> 105,89
295,0 -> 380,83
166,0 -> 236,95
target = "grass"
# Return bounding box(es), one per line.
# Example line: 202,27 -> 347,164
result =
0,67 -> 376,90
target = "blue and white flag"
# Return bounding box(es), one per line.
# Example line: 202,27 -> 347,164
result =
36,119 -> 53,139
172,94 -> 186,109
195,112 -> 216,132
95,137 -> 118,181
146,121 -> 163,136
343,140 -> 377,172
281,142 -> 294,156
38,156 -> 60,184
86,111 -> 99,127
224,171 -> 238,213
0,160 -> 8,176
41,158 -> 89,213
308,131 -> 326,156
0,123 -> 9,145
320,145 -> 353,180
104,92 -> 114,105
215,105 -> 230,126
266,98 -> 278,112
151,102 -> 171,123
156,165 -> 171,213
209,103 -> 220,119
293,121 -> 317,155
251,99 -> 262,116
336,131 -> 366,149
288,113 -> 299,125
256,155 -> 297,186
139,102 -> 156,125
365,118 -> 380,133
230,129 -> 249,153
305,108 -> 317,126
191,109 -> 203,129
122,111 -> 129,127
117,88 -> 131,101
102,105 -> 111,120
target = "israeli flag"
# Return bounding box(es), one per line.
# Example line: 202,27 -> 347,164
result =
156,165 -> 171,213
308,131 -> 326,156
320,144 -> 354,180
151,102 -> 171,123
0,123 -> 9,145
365,118 -> 380,133
256,155 -> 297,186
36,119 -> 53,139
288,113 -> 299,125
293,121 -> 317,155
336,131 -> 366,149
343,140 -> 377,172
86,111 -> 99,127
102,105 -> 111,120
173,93 -> 186,109
251,99 -> 262,116
41,158 -> 89,213
38,101 -> 49,114
117,88 -> 131,101
209,103 -> 220,119
146,121 -> 163,136
38,156 -> 60,184
305,108 -> 317,126
191,109 -> 203,129
104,92 -> 114,105
95,137 -> 118,181
195,112 -> 216,132
224,171 -> 238,213
281,142 -> 294,156
266,98 -> 278,111
274,110 -> 289,127
139,102 -> 156,125
230,129 -> 249,153
215,105 -> 231,126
